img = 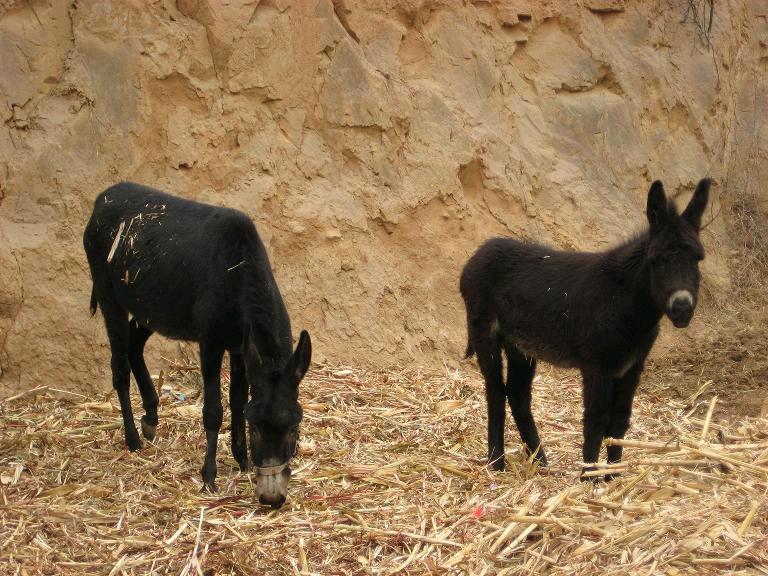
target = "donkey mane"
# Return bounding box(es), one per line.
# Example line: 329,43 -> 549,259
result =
238,232 -> 292,366
604,231 -> 647,267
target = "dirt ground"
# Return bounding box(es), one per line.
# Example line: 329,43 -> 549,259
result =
2,364 -> 767,574
644,306 -> 768,419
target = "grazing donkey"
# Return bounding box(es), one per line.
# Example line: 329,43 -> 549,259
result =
460,179 -> 710,479
84,182 -> 311,507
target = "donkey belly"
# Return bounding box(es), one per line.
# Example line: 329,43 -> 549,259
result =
130,309 -> 198,341
115,286 -> 199,341
126,300 -> 242,348
111,271 -> 241,347
502,332 -> 581,369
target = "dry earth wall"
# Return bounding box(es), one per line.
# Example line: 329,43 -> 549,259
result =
1,0 -> 767,394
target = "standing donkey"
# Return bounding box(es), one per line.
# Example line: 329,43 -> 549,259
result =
460,179 -> 710,479
84,182 -> 311,508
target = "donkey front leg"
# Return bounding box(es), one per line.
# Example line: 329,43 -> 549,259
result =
229,352 -> 249,472
200,341 -> 225,492
580,368 -> 613,481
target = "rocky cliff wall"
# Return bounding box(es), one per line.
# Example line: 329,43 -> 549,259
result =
1,0 -> 766,393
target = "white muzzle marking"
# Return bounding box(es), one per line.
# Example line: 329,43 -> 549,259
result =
255,461 -> 290,500
667,290 -> 693,310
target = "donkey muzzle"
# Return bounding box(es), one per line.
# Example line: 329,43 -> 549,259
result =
259,493 -> 286,509
667,290 -> 695,328
255,462 -> 291,509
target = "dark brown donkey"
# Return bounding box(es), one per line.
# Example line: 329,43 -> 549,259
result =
460,179 -> 710,479
84,182 -> 311,507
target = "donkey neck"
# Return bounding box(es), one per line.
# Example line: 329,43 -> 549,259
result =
239,244 -> 293,367
604,232 -> 664,332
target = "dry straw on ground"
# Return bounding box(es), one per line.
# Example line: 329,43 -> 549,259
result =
1,363 -> 767,575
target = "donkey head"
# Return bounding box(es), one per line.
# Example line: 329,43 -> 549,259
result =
243,328 -> 312,509
645,178 -> 710,328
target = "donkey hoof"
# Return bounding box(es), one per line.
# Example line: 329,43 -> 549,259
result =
488,458 -> 506,472
125,431 -> 142,452
580,466 -> 601,483
604,472 -> 620,482
529,448 -> 548,467
141,416 -> 157,441
201,481 -> 217,494
201,462 -> 217,492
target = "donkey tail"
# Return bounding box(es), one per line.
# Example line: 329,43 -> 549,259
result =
89,286 -> 98,316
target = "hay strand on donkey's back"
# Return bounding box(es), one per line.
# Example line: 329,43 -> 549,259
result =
106,220 -> 125,263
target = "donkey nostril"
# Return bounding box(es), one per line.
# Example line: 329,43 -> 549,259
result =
671,297 -> 694,316
259,494 -> 286,509
668,298 -> 694,327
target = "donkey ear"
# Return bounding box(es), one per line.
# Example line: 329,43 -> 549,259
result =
286,330 -> 312,384
242,323 -> 262,368
682,178 -> 710,231
646,180 -> 669,230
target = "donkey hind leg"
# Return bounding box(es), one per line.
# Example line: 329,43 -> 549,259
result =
100,299 -> 141,451
128,319 -> 159,441
200,340 -> 225,492
473,329 -> 506,471
580,367 -> 613,482
229,352 -> 249,472
503,343 -> 546,466
604,361 -> 644,480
